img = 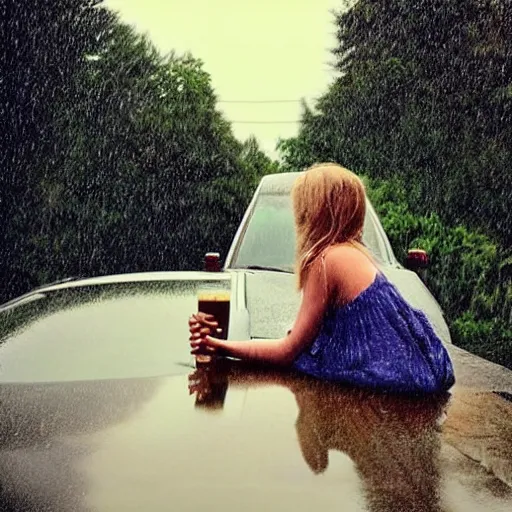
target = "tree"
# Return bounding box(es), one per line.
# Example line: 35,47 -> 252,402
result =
281,0 -> 512,247
1,1 -> 275,302
1,0 -> 114,297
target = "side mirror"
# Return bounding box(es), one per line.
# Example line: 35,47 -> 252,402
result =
204,252 -> 221,272
405,249 -> 429,272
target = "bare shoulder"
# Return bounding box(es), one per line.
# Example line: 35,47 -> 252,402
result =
324,243 -> 372,270
323,244 -> 378,304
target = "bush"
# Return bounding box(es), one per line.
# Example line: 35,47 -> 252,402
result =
451,312 -> 512,370
368,178 -> 498,320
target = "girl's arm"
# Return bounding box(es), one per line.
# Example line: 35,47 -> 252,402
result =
190,256 -> 332,366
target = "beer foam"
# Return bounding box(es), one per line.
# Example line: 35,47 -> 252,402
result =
197,291 -> 230,302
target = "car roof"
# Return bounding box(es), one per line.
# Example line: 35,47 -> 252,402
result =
259,172 -> 304,194
259,171 -> 374,205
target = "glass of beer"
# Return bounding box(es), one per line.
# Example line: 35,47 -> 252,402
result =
197,289 -> 231,341
195,288 -> 230,366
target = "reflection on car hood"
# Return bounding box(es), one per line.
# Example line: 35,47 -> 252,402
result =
0,276 -> 233,383
1,362 -> 511,511
244,266 -> 451,343
0,274 -> 512,510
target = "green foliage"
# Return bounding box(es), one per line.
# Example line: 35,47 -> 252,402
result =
1,1 -> 276,302
1,0 -> 114,294
280,0 -> 512,247
240,136 -> 280,185
451,313 -> 512,369
368,178 -> 499,319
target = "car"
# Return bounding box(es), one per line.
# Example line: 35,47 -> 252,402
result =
1,172 -> 511,511
220,171 -> 451,344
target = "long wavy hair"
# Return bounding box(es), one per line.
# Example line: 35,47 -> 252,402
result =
292,163 -> 369,290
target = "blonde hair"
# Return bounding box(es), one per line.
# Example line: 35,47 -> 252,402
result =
292,162 -> 369,289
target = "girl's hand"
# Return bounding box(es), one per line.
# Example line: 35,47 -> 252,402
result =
189,312 -> 226,338
189,313 -> 223,355
190,333 -> 223,355
189,312 -> 218,338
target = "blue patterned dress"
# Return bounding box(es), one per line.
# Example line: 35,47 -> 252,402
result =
293,272 -> 455,395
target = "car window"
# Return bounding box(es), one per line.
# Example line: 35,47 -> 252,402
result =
233,193 -> 389,271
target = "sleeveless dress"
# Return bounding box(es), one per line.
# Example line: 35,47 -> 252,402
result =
293,272 -> 455,395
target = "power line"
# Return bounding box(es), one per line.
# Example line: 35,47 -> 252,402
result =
231,120 -> 301,124
218,99 -> 303,104
218,97 -> 323,104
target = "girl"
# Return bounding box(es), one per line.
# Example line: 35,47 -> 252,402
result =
189,163 -> 455,395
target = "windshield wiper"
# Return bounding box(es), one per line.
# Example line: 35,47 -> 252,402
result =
237,265 -> 293,274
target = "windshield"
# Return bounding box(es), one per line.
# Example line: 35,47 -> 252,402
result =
231,193 -> 391,272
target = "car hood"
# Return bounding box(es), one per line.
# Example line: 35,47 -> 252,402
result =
1,363 -> 512,511
244,266 -> 451,343
1,273 -> 512,511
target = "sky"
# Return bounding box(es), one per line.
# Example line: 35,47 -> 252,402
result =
104,0 -> 342,159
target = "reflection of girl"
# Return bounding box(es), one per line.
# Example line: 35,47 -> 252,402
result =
289,377 -> 447,512
190,163 -> 455,394
189,362 -> 448,512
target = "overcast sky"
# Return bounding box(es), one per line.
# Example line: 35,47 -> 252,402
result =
104,0 -> 342,159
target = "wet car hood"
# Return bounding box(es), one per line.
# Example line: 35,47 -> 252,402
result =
1,365 -> 512,511
244,266 -> 451,343
1,273 -> 512,511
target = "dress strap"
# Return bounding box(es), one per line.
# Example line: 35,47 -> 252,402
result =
320,251 -> 330,301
